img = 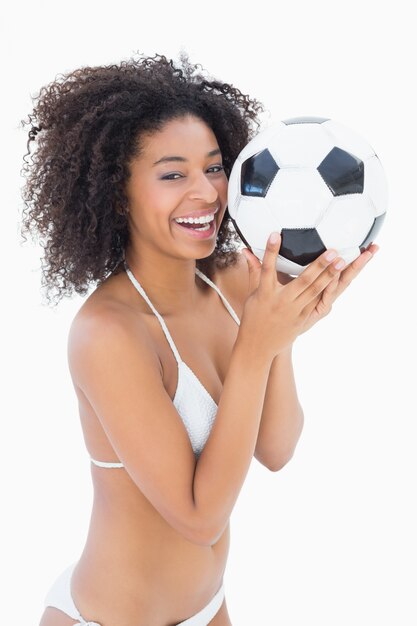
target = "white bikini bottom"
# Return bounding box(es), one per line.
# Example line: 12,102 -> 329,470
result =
44,561 -> 225,626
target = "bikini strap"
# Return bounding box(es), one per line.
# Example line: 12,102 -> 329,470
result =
195,268 -> 241,326
90,458 -> 124,468
124,260 -> 182,365
123,262 -> 241,367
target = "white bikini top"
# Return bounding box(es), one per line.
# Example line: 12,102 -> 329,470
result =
90,260 -> 240,466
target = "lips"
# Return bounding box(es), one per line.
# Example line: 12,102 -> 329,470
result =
173,216 -> 217,239
173,206 -> 219,221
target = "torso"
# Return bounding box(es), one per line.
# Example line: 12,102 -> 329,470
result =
69,256 -> 249,626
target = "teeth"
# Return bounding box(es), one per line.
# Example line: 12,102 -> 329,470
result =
174,213 -> 215,224
194,223 -> 211,231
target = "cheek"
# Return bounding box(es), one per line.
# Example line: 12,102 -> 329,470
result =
217,176 -> 228,206
137,183 -> 176,216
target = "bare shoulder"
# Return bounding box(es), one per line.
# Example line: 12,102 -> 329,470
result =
67,286 -> 161,391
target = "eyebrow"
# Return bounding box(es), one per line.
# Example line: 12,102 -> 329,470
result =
153,148 -> 221,166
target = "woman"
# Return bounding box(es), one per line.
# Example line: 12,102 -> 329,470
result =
21,53 -> 378,626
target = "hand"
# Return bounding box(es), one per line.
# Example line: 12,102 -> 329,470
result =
240,235 -> 380,355
242,244 -> 294,295
298,242 -> 379,334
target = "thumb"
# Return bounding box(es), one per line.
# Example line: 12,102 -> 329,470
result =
242,248 -> 250,265
242,247 -> 259,269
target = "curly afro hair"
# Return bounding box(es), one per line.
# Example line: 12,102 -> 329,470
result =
20,52 -> 264,306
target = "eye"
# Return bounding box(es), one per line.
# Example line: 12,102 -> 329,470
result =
160,172 -> 184,180
207,165 -> 224,173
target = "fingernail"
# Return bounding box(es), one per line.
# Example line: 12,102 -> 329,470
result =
334,259 -> 345,270
269,232 -> 280,244
325,250 -> 337,261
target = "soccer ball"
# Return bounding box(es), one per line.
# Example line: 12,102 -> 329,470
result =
227,116 -> 388,275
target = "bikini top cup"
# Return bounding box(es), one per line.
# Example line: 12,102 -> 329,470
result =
90,261 -> 240,466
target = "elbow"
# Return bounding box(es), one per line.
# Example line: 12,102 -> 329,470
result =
266,449 -> 295,472
264,437 -> 303,472
192,533 -> 218,548
188,529 -> 215,547
186,513 -> 226,548
191,521 -> 225,548
175,516 -> 211,547
255,447 -> 294,472
198,526 -> 226,548
258,437 -> 302,472
175,522 -> 213,548
186,532 -> 217,548
267,411 -> 304,472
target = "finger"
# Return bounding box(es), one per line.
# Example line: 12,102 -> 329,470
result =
242,248 -> 262,294
286,249 -> 345,303
301,245 -> 380,319
334,247 -> 376,296
364,243 -> 380,255
300,272 -> 338,319
297,254 -> 346,307
320,273 -> 340,307
259,232 -> 282,292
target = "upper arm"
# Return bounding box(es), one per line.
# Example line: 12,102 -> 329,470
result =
67,308 -> 205,544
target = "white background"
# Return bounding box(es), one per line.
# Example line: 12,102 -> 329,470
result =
2,1 -> 416,624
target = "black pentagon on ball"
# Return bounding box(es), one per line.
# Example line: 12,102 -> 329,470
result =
241,149 -> 279,197
318,146 -> 364,195
359,213 -> 386,251
280,228 -> 326,266
282,116 -> 330,125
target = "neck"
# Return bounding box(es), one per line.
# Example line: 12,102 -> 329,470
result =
123,244 -> 207,315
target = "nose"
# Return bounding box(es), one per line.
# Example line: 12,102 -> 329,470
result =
188,171 -> 219,204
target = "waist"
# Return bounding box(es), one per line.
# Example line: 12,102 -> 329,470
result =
81,498 -> 229,578
73,520 -> 230,623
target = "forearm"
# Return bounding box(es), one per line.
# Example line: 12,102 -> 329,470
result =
192,335 -> 274,545
254,345 -> 304,470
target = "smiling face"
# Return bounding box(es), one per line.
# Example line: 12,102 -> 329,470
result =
125,115 -> 228,258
